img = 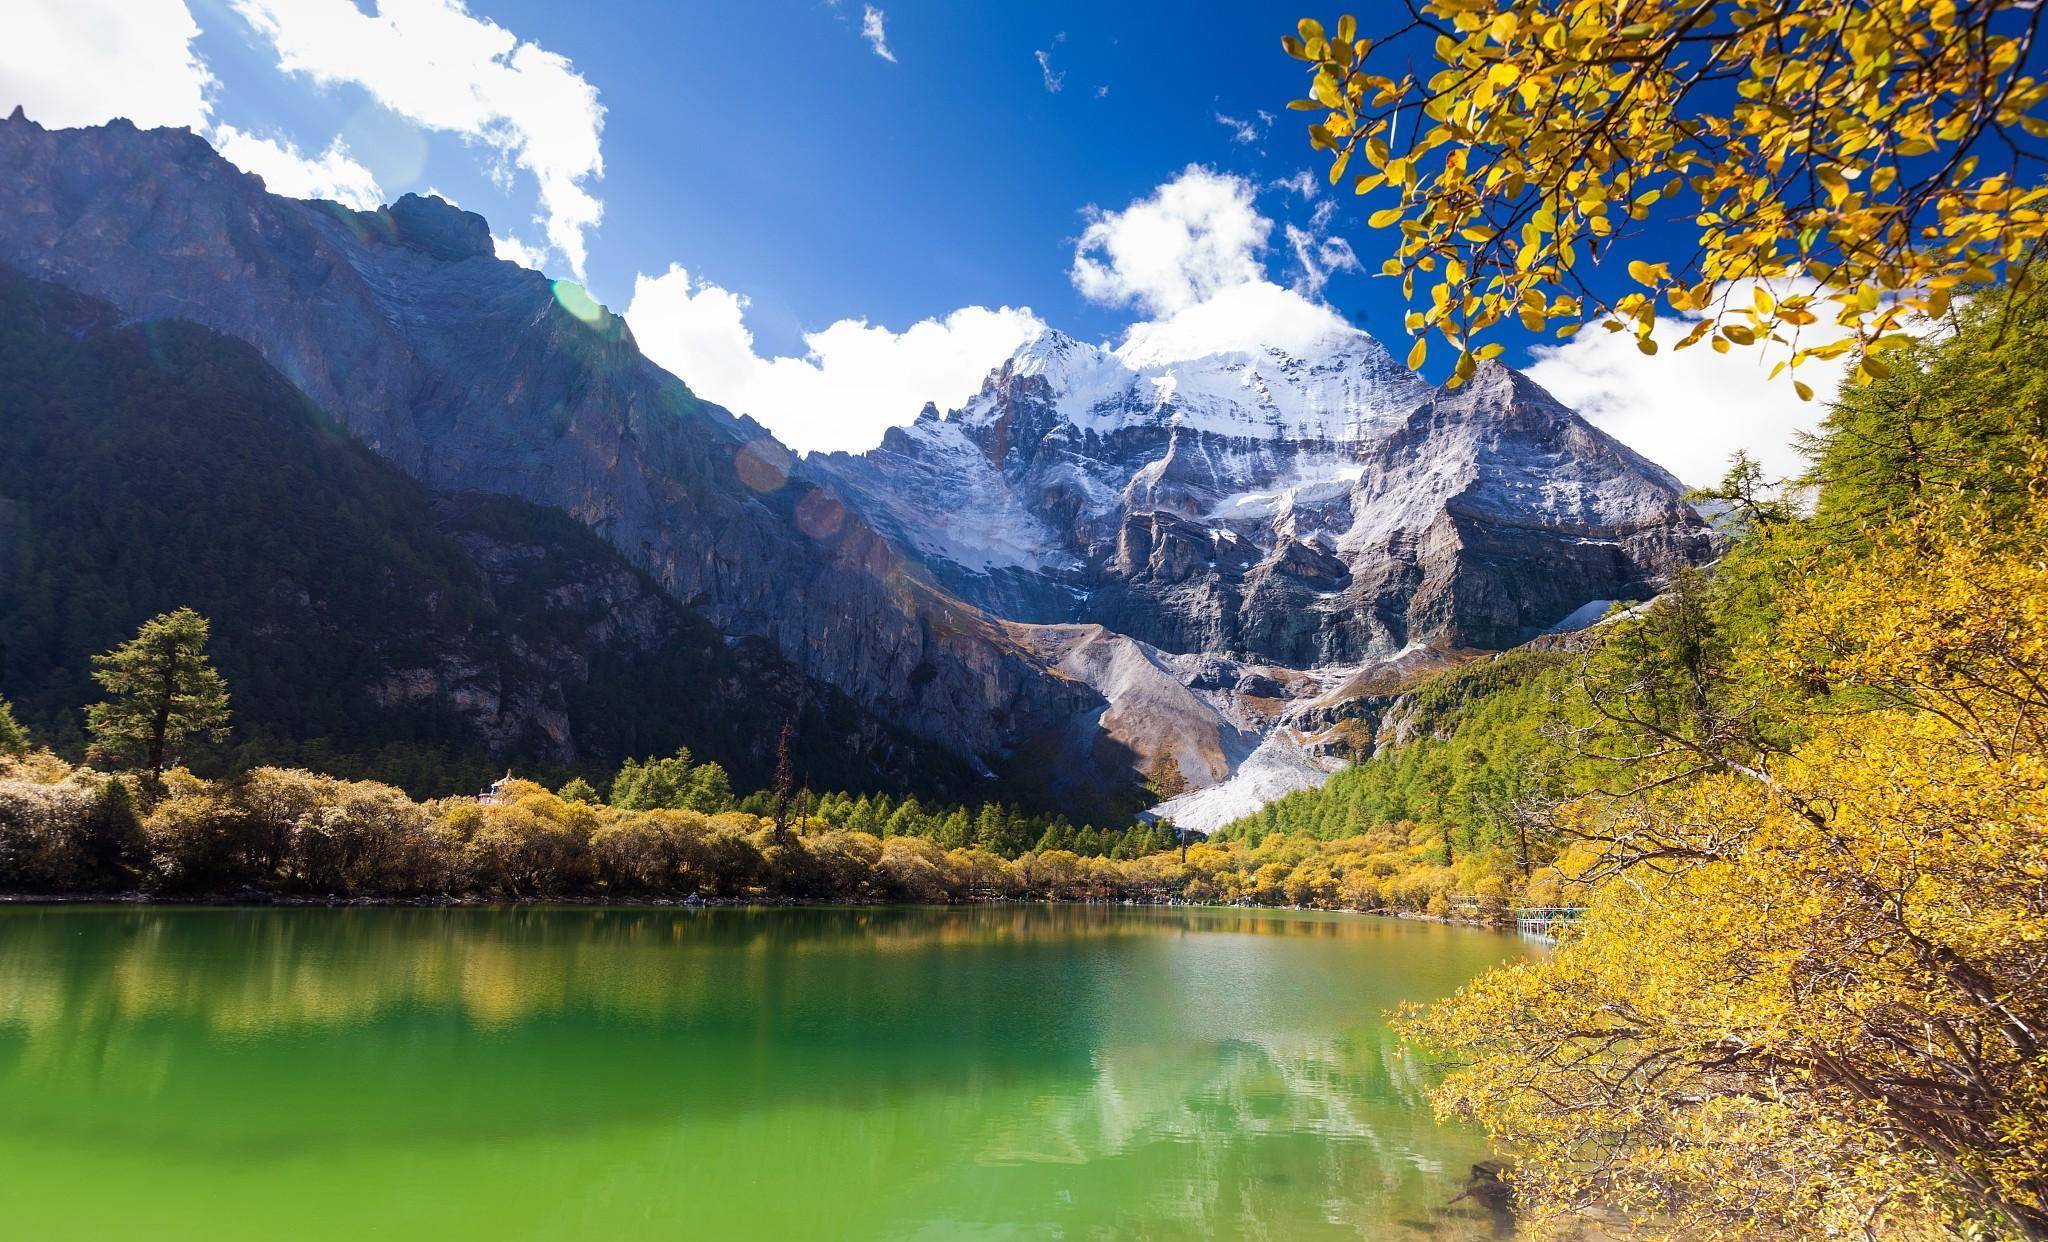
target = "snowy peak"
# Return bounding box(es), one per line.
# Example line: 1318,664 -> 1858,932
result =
1006,328 -> 1113,386
959,322 -> 1430,446
804,314 -> 1717,825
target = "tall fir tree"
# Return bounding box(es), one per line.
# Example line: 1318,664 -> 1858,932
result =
85,609 -> 230,774
0,696 -> 28,756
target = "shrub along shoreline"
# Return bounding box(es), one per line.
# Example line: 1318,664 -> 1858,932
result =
0,751 -> 1533,919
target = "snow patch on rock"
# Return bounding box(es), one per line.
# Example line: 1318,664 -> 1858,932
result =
1148,732 -> 1342,833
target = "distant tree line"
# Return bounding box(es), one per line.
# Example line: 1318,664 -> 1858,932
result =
563,744 -> 1181,862
0,609 -> 1492,913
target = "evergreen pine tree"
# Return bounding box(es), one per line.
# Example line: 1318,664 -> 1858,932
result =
0,695 -> 28,756
883,798 -> 922,839
686,762 -> 733,813
86,608 -> 231,774
610,749 -> 697,810
935,809 -> 972,849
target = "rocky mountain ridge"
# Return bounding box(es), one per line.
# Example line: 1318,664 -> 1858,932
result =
808,323 -> 1717,826
0,115 -> 1713,822
810,328 -> 1714,669
0,112 -> 1101,786
0,267 -> 969,795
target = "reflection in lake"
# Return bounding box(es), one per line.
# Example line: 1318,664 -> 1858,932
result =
0,905 -> 1530,1239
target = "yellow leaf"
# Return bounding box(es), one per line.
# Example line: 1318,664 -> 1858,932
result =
1406,336 -> 1427,370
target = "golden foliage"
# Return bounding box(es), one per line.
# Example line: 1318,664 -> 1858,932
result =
1406,493 -> 2048,1236
1287,2 -> 2048,390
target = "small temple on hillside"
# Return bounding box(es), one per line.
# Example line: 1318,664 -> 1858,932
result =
477,771 -> 515,806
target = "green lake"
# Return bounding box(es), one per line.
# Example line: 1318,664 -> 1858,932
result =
0,904 -> 1531,1239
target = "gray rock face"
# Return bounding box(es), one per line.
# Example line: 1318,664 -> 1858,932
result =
810,329 -> 1717,666
0,116 -> 1096,769
0,116 -> 1713,814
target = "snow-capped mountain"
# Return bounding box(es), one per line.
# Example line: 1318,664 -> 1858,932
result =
803,323 -> 1718,827
809,325 -> 1715,671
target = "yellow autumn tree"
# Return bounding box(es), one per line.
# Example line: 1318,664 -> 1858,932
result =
1286,2 -> 2048,390
1401,295 -> 2048,1237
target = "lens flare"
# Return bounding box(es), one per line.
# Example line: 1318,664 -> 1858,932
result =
551,280 -> 606,325
795,488 -> 847,541
734,438 -> 791,492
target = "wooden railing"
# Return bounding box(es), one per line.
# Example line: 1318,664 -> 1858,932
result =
1513,906 -> 1587,939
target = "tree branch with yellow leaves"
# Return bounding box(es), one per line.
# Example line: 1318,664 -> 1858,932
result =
1287,1 -> 2048,394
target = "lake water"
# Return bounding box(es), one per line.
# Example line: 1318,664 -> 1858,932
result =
0,904 -> 1531,1240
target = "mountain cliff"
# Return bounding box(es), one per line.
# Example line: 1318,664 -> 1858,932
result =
0,115 -> 1714,821
805,325 -> 1715,824
809,328 -> 1714,668
0,111 -> 1098,781
0,266 -> 974,797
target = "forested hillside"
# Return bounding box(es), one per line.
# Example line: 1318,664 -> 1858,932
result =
1220,647 -> 1574,862
0,268 -> 973,799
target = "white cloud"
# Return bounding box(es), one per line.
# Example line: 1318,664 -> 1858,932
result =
229,0 -> 606,277
212,124 -> 382,208
1070,166 -> 1365,365
1270,170 -> 1319,200
1283,224 -> 1360,297
1072,166 -> 1272,317
1284,200 -> 1360,297
1035,49 -> 1065,93
1524,285 -> 1850,485
492,233 -> 550,270
0,0 -> 215,130
626,265 -> 1044,454
1214,112 -> 1259,144
1117,279 -> 1356,367
1034,31 -> 1066,92
860,6 -> 895,62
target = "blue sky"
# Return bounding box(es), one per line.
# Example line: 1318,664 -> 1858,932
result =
3,0 -> 1833,477
194,0 -> 1383,351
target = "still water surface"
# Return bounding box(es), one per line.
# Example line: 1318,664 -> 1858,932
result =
0,904 -> 1531,1239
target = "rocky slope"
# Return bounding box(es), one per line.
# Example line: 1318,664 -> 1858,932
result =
810,329 -> 1715,666
808,326 -> 1716,823
0,267 -> 973,797
0,115 -> 1714,820
0,113 -> 1097,781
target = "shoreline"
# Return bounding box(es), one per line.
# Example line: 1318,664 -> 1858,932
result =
0,890 -> 1523,930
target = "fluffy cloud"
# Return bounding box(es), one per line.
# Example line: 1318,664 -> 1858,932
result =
1072,166 -> 1273,317
1117,280 -> 1357,367
212,124 -> 382,208
626,265 -> 1044,454
1071,166 -> 1361,365
491,234 -> 551,269
1524,288 -> 1849,485
230,0 -> 605,276
0,0 -> 215,130
861,6 -> 895,62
